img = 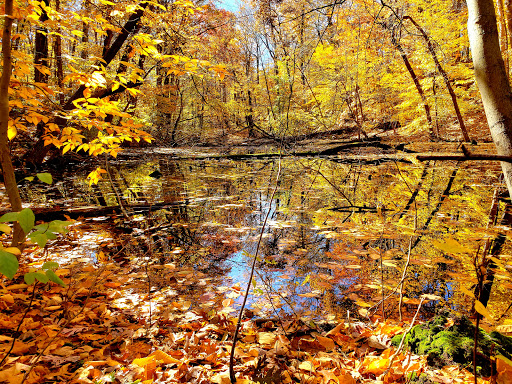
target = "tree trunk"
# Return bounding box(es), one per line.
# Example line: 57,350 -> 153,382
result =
34,0 -> 49,84
467,0 -> 512,197
391,36 -> 435,140
0,0 -> 24,246
53,0 -> 64,105
496,0 -> 509,75
405,16 -> 471,142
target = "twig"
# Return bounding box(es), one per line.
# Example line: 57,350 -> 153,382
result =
0,282 -> 38,367
229,159 -> 282,383
20,265 -> 106,384
398,236 -> 414,321
382,297 -> 424,379
417,154 -> 512,163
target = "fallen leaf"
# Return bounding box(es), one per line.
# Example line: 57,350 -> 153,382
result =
257,332 -> 277,347
316,336 -> 335,352
364,357 -> 389,375
298,360 -> 315,372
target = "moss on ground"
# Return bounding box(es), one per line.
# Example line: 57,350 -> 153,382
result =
391,313 -> 512,376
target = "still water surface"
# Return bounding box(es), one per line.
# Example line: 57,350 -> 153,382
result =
20,155 -> 510,320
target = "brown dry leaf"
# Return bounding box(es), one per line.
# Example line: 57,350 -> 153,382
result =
316,336 -> 335,352
80,333 -> 104,341
0,340 -> 31,355
52,346 -> 75,356
497,357 -> 512,384
0,294 -> 14,304
45,305 -> 62,311
318,369 -> 339,383
326,323 -> 345,337
338,373 -> 356,384
6,284 -> 28,290
0,364 -> 26,383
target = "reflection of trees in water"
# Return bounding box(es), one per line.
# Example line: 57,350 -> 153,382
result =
27,156 -> 508,320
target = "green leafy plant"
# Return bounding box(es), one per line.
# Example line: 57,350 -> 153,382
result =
0,173 -> 69,285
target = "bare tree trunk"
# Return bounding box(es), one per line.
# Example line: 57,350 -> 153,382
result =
0,0 -> 24,246
391,36 -> 435,140
467,0 -> 512,197
54,0 -> 64,105
34,0 -> 49,84
405,16 -> 471,142
496,0 -> 509,75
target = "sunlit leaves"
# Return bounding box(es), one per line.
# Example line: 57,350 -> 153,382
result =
474,300 -> 493,320
87,167 -> 108,186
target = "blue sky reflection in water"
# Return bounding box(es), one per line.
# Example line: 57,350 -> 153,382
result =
216,0 -> 241,12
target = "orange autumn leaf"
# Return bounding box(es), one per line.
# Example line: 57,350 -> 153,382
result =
316,335 -> 336,352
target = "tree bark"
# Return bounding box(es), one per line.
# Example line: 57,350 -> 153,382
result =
467,0 -> 512,197
405,16 -> 471,142
34,0 -> 49,84
496,0 -> 509,75
391,36 -> 435,140
0,0 -> 24,246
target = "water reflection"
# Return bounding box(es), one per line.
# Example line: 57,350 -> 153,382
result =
21,156 -> 510,321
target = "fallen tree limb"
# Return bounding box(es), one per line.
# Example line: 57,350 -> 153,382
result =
1,201 -> 186,222
417,153 -> 512,163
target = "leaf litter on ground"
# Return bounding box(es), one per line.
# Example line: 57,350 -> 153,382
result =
0,224 -> 507,384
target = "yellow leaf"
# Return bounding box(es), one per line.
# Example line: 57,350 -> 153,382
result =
4,247 -> 21,256
474,300 -> 493,320
8,125 -> 16,140
496,354 -> 512,367
497,355 -> 512,384
149,350 -> 181,364
132,355 -> 156,367
0,224 -> 11,234
365,358 -> 389,375
460,285 -> 475,299
432,237 -> 471,254
257,332 -> 277,347
497,325 -> 512,334
298,360 -> 315,371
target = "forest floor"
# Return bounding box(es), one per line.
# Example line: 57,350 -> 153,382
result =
0,222 -> 510,384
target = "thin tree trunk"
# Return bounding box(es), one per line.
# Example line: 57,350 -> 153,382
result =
467,0 -> 512,198
54,0 -> 64,105
391,36 -> 435,140
496,0 -> 509,75
405,16 -> 471,142
34,0 -> 49,84
505,0 -> 512,71
0,0 -> 24,246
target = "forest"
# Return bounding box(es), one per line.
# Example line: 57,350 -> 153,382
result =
3,0 -> 512,383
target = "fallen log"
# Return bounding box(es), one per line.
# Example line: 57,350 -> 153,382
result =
1,201 -> 187,222
416,154 -> 512,163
